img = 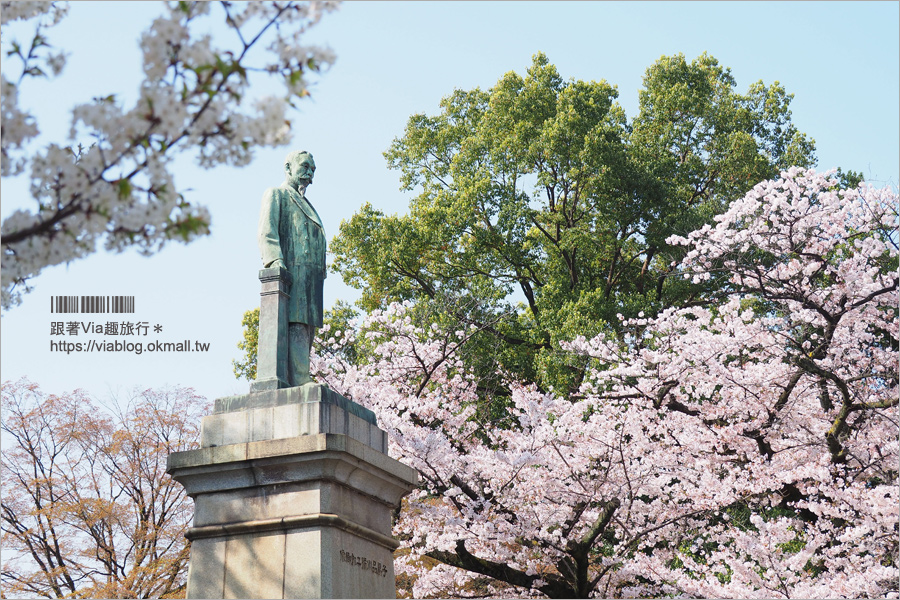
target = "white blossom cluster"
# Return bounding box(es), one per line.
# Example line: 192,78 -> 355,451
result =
1,1 -> 67,26
1,1 -> 338,309
1,2 -> 68,177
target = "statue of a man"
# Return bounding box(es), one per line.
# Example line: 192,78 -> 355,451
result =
257,150 -> 325,386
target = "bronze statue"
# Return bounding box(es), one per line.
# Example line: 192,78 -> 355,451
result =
257,150 -> 325,386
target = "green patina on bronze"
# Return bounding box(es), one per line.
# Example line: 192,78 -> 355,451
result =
254,151 -> 325,388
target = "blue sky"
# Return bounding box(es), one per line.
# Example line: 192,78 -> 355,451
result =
2,1 -> 898,404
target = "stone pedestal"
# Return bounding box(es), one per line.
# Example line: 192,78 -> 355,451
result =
167,385 -> 418,599
251,267 -> 292,391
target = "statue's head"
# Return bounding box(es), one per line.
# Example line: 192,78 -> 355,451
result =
284,150 -> 315,191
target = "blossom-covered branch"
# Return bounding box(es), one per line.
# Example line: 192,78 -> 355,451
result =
312,169 -> 897,598
1,0 -> 338,309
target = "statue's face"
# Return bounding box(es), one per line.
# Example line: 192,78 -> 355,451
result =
287,154 -> 316,190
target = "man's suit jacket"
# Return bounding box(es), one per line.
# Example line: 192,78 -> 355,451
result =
258,184 -> 326,327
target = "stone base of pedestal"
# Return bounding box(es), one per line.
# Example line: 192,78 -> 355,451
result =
167,386 -> 417,599
202,384 -> 387,453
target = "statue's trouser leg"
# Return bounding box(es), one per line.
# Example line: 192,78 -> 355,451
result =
288,323 -> 315,386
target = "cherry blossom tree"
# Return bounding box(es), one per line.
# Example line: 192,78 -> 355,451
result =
312,168 -> 898,598
1,0 -> 338,309
1,379 -> 208,598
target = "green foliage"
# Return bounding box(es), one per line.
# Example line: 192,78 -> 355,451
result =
832,167 -> 865,189
233,307 -> 259,380
233,302 -> 364,382
331,52 -> 819,394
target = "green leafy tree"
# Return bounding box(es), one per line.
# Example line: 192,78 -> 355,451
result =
232,308 -> 259,381
330,52 -> 818,393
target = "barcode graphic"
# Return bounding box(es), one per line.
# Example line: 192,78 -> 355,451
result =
51,296 -> 135,313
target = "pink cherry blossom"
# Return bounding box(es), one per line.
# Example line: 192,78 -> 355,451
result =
313,170 -> 897,598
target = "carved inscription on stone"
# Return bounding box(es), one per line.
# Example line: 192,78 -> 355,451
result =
339,550 -> 388,577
